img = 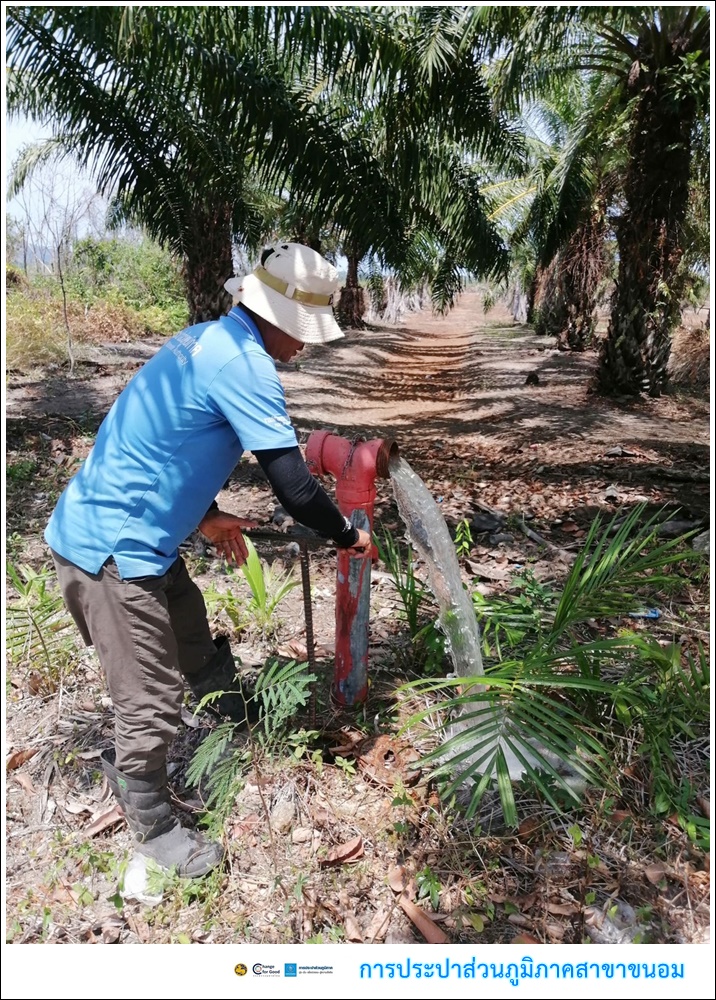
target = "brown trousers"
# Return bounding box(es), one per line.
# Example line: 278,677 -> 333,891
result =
51,551 -> 216,774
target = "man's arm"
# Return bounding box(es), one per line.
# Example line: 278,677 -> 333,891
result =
253,446 -> 371,554
198,447 -> 371,565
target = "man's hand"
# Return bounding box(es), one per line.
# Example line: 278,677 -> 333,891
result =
197,509 -> 258,566
345,528 -> 372,557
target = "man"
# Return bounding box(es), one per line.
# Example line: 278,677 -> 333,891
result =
45,243 -> 370,878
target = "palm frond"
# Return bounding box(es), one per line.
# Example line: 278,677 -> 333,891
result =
549,504 -> 698,645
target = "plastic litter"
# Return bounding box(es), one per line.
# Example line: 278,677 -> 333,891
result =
120,853 -> 165,907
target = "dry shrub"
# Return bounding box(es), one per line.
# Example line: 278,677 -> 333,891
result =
5,290 -> 178,371
5,294 -> 70,370
71,300 -> 154,343
669,319 -> 710,390
5,265 -> 27,290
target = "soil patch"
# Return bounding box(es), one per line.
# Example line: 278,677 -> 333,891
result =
5,293 -> 710,946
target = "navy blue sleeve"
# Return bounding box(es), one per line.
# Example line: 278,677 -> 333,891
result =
252,447 -> 359,547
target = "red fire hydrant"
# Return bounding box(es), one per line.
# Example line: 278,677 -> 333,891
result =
306,431 -> 398,705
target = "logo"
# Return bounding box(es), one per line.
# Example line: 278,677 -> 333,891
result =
285,964 -> 298,978
250,962 -> 281,978
234,964 -> 248,977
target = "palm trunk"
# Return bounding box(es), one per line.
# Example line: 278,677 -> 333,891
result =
536,213 -> 607,351
183,204 -> 234,324
336,252 -> 367,329
557,213 -> 608,352
533,259 -> 567,338
525,272 -> 539,325
598,72 -> 693,396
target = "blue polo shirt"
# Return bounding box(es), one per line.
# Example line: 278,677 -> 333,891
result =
45,308 -> 297,578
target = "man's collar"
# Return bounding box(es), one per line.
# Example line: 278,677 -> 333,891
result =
227,306 -> 265,351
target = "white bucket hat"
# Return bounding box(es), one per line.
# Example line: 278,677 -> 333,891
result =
224,243 -> 344,344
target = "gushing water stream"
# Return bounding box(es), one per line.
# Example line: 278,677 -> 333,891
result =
389,455 -> 485,680
389,454 -> 532,781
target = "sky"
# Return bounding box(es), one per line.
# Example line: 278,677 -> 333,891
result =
3,116 -> 47,215
3,113 -> 113,263
4,116 -> 90,224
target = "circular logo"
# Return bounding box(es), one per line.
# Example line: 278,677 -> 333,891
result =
252,964 -> 264,975
234,964 -> 248,977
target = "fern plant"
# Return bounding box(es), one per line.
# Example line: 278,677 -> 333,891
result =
187,659 -> 316,836
399,506 -> 703,826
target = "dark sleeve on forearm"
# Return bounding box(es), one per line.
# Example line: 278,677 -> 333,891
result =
252,446 -> 359,548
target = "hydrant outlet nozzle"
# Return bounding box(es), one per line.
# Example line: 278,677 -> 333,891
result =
375,438 -> 399,479
306,432 -> 399,483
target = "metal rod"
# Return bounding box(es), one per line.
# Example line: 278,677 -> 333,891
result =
244,528 -> 325,550
299,540 -> 318,728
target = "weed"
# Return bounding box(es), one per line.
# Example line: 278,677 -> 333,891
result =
7,458 -> 39,482
333,755 -> 357,777
454,518 -> 473,557
307,925 -> 344,943
187,659 -> 316,837
292,872 -> 309,903
412,620 -> 447,675
6,532 -> 25,562
285,728 -> 321,763
389,778 -> 416,837
473,572 -> 555,658
568,824 -> 583,848
5,291 -> 70,369
6,919 -> 23,943
203,577 -> 247,633
415,865 -> 442,910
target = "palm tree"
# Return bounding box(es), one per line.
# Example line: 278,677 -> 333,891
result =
596,7 -> 710,395
486,73 -> 616,349
532,212 -> 609,352
6,7 -> 391,320
279,6 -> 521,323
7,6 -> 517,327
465,6 -> 710,395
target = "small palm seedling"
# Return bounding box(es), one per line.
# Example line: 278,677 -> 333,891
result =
375,529 -> 429,638
376,530 -> 447,674
400,505 -> 703,826
237,538 -> 300,636
6,561 -> 76,692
